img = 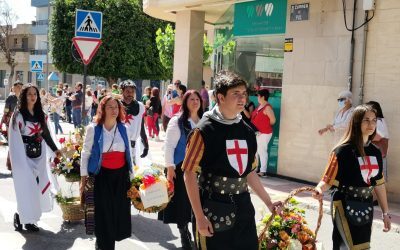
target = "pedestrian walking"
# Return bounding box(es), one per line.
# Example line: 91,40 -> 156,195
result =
318,90 -> 354,144
200,80 -> 209,112
182,71 -> 281,250
64,85 -> 73,123
158,90 -> 203,249
70,82 -> 84,128
120,80 -> 149,162
80,95 -> 133,250
8,84 -> 61,232
366,101 -> 389,182
251,89 -> 276,177
161,84 -> 174,132
1,80 -> 23,170
83,89 -> 93,126
50,89 -> 65,134
146,87 -> 162,141
314,105 -> 391,250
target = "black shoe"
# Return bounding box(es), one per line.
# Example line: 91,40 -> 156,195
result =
13,213 -> 22,231
25,224 -> 39,232
179,226 -> 193,250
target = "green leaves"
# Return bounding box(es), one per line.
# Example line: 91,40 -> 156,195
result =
50,0 -> 170,83
155,23 -> 214,79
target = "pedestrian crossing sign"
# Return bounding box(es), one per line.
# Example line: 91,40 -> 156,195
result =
75,9 -> 103,39
31,60 -> 43,73
37,73 -> 44,80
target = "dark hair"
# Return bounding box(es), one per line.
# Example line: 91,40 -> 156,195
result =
366,101 -> 384,118
94,95 -> 125,124
201,80 -> 205,86
335,105 -> 377,157
178,84 -> 187,96
56,89 -> 63,96
258,89 -> 270,101
14,84 -> 46,130
214,70 -> 247,100
179,90 -> 203,123
76,82 -> 83,89
86,90 -> 92,96
151,87 -> 160,98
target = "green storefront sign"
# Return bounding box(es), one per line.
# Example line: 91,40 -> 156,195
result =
234,0 -> 287,36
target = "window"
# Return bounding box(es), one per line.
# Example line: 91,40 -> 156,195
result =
0,70 -> 6,88
14,38 -> 18,45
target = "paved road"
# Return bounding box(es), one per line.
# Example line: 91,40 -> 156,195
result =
0,101 -> 398,249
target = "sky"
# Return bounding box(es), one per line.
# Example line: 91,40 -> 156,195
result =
5,0 -> 36,24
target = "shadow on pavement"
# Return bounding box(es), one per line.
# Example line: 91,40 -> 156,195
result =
131,214 -> 178,249
19,221 -> 92,250
0,172 -> 12,179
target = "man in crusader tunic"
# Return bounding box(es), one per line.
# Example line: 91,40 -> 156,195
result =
119,80 -> 149,162
182,71 -> 281,250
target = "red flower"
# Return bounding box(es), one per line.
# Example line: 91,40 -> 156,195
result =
53,157 -> 60,164
74,144 -> 80,150
143,175 -> 156,187
59,137 -> 66,144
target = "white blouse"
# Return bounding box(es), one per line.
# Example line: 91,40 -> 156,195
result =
164,116 -> 197,169
81,123 -> 126,176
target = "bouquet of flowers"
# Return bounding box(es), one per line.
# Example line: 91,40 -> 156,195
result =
258,187 -> 323,250
50,128 -> 85,182
127,164 -> 174,213
258,198 -> 316,250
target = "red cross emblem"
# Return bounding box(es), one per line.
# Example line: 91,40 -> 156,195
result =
226,139 -> 248,175
27,122 -> 42,135
359,156 -> 379,185
124,114 -> 134,125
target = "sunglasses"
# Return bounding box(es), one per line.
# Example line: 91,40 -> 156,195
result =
337,98 -> 346,102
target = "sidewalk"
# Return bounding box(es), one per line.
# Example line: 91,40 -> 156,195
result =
148,130 -> 400,233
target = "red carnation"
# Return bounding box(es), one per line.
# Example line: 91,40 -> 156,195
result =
53,157 -> 60,164
59,137 -> 66,144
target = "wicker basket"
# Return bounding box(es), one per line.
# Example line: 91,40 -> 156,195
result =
258,187 -> 324,250
65,173 -> 81,183
60,197 -> 85,222
128,185 -> 171,213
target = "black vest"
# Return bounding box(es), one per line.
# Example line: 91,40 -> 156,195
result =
197,117 -> 257,178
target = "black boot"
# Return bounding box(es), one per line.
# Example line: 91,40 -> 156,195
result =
25,224 -> 40,232
13,213 -> 22,231
179,226 -> 192,250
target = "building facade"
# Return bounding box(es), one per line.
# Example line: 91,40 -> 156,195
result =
144,0 -> 400,202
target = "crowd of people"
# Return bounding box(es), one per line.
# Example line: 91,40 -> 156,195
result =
0,71 -> 393,250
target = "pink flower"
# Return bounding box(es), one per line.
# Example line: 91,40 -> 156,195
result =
291,223 -> 301,234
143,175 -> 156,187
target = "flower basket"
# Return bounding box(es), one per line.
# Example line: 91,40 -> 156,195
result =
258,187 -> 324,250
56,195 -> 84,222
65,173 -> 81,183
127,165 -> 174,213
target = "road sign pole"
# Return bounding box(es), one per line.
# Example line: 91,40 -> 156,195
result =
81,64 -> 87,123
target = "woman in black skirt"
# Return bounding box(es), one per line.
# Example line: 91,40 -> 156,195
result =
81,96 -> 133,250
314,105 -> 391,249
158,90 -> 203,249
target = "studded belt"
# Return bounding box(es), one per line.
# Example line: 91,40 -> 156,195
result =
199,173 -> 248,195
336,186 -> 374,201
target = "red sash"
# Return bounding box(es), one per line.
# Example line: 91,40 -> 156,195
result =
102,151 -> 126,169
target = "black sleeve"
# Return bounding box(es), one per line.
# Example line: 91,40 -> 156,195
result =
140,117 -> 149,149
42,125 -> 58,152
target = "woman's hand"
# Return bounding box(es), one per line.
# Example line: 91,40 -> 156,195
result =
196,215 -> 214,237
54,150 -> 62,158
166,167 -> 176,183
267,201 -> 283,214
383,214 -> 391,232
313,186 -> 324,200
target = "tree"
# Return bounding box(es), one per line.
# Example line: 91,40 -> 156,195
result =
155,23 -> 214,79
50,0 -> 170,85
0,2 -> 17,88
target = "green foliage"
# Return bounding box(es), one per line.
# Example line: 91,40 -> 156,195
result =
55,193 -> 78,205
50,0 -> 170,82
155,24 -> 214,79
214,33 -> 236,55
